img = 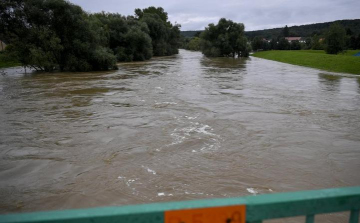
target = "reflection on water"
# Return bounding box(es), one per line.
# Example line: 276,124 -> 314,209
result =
0,50 -> 360,223
318,73 -> 342,92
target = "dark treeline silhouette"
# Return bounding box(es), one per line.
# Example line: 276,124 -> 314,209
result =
181,20 -> 360,39
246,19 -> 360,39
0,0 -> 181,72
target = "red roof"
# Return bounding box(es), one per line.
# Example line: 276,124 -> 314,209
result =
285,37 -> 301,41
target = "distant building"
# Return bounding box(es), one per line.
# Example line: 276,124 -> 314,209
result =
285,37 -> 305,43
0,40 -> 6,51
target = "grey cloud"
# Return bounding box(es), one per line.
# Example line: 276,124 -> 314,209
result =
69,0 -> 360,31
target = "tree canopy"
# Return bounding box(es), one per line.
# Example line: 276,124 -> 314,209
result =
135,7 -> 181,56
200,18 -> 250,58
0,2 -> 181,72
325,23 -> 346,54
0,0 -> 117,72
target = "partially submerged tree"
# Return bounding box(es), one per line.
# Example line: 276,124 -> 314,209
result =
0,0 -> 117,71
200,18 -> 250,57
135,7 -> 181,56
92,13 -> 153,62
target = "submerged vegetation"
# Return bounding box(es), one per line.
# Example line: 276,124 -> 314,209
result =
252,50 -> 360,75
200,18 -> 250,57
0,1 -> 181,72
0,52 -> 20,68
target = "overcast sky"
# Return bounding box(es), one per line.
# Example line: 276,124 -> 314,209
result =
69,0 -> 360,31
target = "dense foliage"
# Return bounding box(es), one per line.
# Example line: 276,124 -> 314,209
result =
0,1 -> 181,72
325,23 -> 346,54
200,18 -> 250,57
92,13 -> 153,62
0,0 -> 117,71
135,7 -> 181,56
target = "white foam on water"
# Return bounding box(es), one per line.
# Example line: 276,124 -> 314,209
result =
155,102 -> 177,105
185,115 -> 197,120
142,165 -> 156,175
247,188 -> 258,195
158,192 -> 165,196
126,179 -> 136,187
184,191 -> 204,195
167,118 -> 222,151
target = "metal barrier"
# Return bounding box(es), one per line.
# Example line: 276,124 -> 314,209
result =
1,186 -> 359,223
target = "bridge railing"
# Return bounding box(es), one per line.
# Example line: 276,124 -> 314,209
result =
0,186 -> 359,223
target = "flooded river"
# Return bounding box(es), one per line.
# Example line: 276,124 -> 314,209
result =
1,50 -> 360,221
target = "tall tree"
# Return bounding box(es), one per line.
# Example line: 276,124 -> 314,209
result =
200,18 -> 250,57
325,23 -> 346,54
283,25 -> 290,37
92,13 -> 153,61
0,0 -> 116,71
252,36 -> 264,51
135,7 -> 181,56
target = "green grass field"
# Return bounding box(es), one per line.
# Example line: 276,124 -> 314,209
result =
0,52 -> 21,68
252,50 -> 360,75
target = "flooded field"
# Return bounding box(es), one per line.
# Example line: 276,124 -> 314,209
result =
1,50 -> 360,221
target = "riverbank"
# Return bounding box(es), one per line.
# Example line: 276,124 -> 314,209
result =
252,50 -> 360,75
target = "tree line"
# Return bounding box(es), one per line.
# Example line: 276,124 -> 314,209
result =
245,19 -> 360,40
0,0 -> 181,72
250,23 -> 360,54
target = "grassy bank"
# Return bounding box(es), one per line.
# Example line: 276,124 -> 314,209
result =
0,53 -> 21,68
252,50 -> 360,75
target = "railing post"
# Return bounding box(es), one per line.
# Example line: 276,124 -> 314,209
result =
305,214 -> 315,223
349,209 -> 359,223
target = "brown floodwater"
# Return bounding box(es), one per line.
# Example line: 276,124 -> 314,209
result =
1,50 -> 360,222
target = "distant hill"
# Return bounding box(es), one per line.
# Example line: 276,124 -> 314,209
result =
181,19 -> 360,39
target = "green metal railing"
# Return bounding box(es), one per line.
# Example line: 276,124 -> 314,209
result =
0,186 -> 359,223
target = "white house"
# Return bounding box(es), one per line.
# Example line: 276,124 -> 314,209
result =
285,37 -> 305,43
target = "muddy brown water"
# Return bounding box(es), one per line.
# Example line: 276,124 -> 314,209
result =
1,50 -> 360,222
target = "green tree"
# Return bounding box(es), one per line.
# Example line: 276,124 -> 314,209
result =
311,34 -> 324,50
135,7 -> 181,56
0,0 -> 116,71
277,38 -> 290,50
290,40 -> 301,50
92,13 -> 153,61
252,36 -> 264,51
187,37 -> 201,51
200,18 -> 249,57
325,23 -> 346,54
283,25 -> 290,37
270,38 -> 277,50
